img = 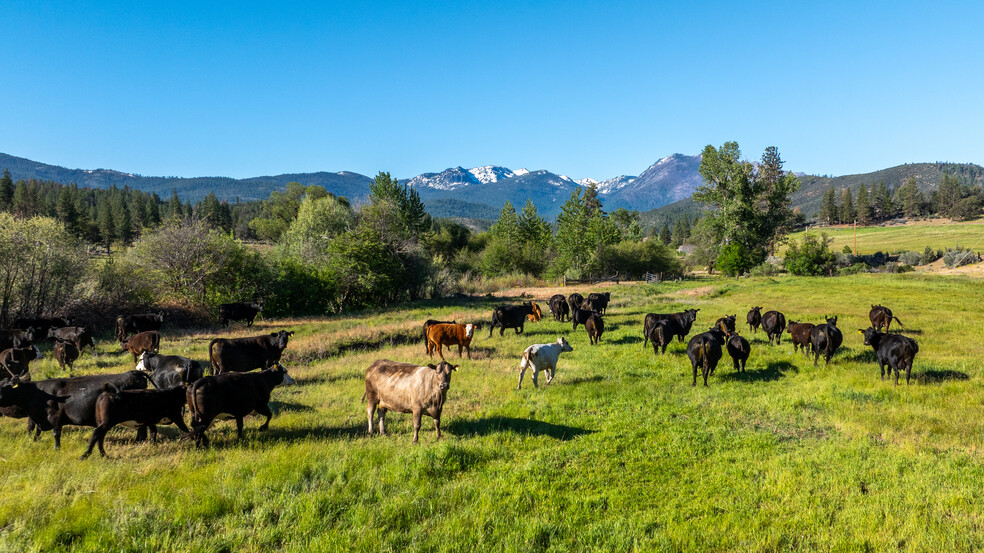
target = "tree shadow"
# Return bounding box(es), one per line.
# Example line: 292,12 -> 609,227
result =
295,372 -> 362,385
917,370 -> 970,384
719,361 -> 796,383
446,416 -> 592,441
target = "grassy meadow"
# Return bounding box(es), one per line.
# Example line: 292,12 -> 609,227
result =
3,273 -> 984,551
785,219 -> 984,254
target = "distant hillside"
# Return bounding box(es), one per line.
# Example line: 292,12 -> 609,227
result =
423,199 -> 500,220
642,162 -> 984,229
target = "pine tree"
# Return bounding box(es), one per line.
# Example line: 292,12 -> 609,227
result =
840,187 -> 855,223
671,219 -> 685,246
115,196 -> 134,245
517,200 -> 551,250
583,183 -> 603,216
146,194 -> 162,227
56,186 -> 83,236
659,223 -> 672,245
874,181 -> 893,219
0,169 -> 13,211
198,192 -> 222,229
856,184 -> 871,225
820,188 -> 838,225
97,198 -> 115,252
167,190 -> 182,221
489,201 -> 519,246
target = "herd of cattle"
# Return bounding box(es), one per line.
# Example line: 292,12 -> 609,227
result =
0,294 -> 922,454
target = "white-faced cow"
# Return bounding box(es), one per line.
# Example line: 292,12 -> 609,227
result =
363,359 -> 458,443
136,351 -> 204,388
517,337 -> 573,389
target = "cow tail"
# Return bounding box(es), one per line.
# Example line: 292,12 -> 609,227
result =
188,379 -> 202,425
893,316 -> 904,328
519,347 -> 532,370
701,339 -> 710,372
103,382 -> 121,399
207,339 -> 220,376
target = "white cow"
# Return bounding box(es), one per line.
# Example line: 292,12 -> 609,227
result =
517,337 -> 574,389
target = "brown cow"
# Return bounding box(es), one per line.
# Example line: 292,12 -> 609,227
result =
526,301 -> 543,323
786,321 -> 816,355
746,307 -> 763,333
81,384 -> 190,459
426,323 -> 475,360
585,313 -> 604,345
869,305 -> 903,332
0,346 -> 43,378
120,331 -> 161,363
422,319 -> 455,351
362,359 -> 458,443
54,340 -> 80,374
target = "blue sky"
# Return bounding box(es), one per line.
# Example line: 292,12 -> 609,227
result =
1,0 -> 981,181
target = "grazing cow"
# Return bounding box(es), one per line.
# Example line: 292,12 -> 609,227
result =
14,317 -> 68,338
525,301 -> 543,323
422,319 -> 455,350
53,340 -> 80,374
647,318 -> 680,355
761,311 -> 786,345
0,328 -> 38,351
571,307 -> 599,331
47,326 -> 95,355
81,384 -> 191,459
567,293 -> 585,315
687,328 -> 727,387
115,313 -> 164,341
810,316 -> 844,366
208,330 -> 293,374
0,346 -> 43,378
120,331 -> 160,362
136,352 -> 204,388
715,315 -> 737,335
726,333 -> 750,373
585,313 -> 604,345
585,292 -> 612,314
219,302 -> 264,327
488,303 -> 536,337
549,294 -> 570,322
426,323 -> 475,360
643,309 -> 700,347
517,337 -> 573,389
746,307 -> 763,334
363,359 -> 458,443
859,327 -> 919,385
869,305 -> 903,332
786,321 -> 816,355
186,364 -> 295,448
0,371 -> 149,449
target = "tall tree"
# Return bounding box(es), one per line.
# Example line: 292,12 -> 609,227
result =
840,187 -> 856,223
659,223 -> 672,245
855,184 -> 872,225
583,183 -> 603,216
874,181 -> 893,220
0,170 -> 13,211
97,197 -> 115,252
554,189 -> 592,276
56,186 -> 83,237
167,190 -> 183,221
820,188 -> 838,225
489,201 -> 520,246
517,200 -> 551,250
114,195 -> 134,245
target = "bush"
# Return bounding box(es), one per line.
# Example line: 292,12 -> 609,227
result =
884,262 -> 914,274
837,263 -> 869,276
898,251 -> 922,266
716,243 -> 764,277
784,233 -> 837,276
921,246 -> 942,265
587,240 -> 683,280
841,245 -> 854,255
749,262 -> 783,277
943,248 -> 979,268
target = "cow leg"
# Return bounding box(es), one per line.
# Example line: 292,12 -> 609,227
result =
433,414 -> 442,441
378,409 -> 387,436
135,426 -> 148,442
499,327 -> 505,337
256,404 -> 273,431
457,344 -> 463,358
366,400 -> 377,435
546,363 -> 555,384
411,409 -> 422,444
82,425 -> 109,459
661,344 -> 667,354
703,364 -> 710,387
691,361 -> 698,387
465,345 -> 470,359
148,425 -> 158,444
516,323 -> 523,334
235,417 -> 245,439
906,363 -> 912,385
733,357 -> 739,372
517,367 -> 526,390
879,361 -> 886,380
531,368 -> 539,388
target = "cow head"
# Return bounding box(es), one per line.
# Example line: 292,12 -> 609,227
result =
274,330 -> 294,349
270,363 -> 296,386
787,320 -> 798,330
859,327 -> 881,346
428,361 -> 458,391
135,351 -> 153,372
464,324 -> 475,338
826,316 -> 838,327
557,337 -> 573,353
686,309 -> 700,322
252,303 -> 264,312
120,339 -> 130,352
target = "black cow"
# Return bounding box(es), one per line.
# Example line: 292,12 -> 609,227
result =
0,371 -> 149,449
585,313 -> 604,345
115,313 -> 164,341
81,384 -> 190,459
761,310 -> 786,345
715,315 -> 737,335
571,307 -> 599,331
585,292 -> 611,314
548,294 -> 570,322
0,328 -> 38,351
47,326 -> 95,355
209,330 -> 293,374
746,307 -> 762,333
647,318 -> 681,355
810,316 -> 843,366
686,327 -> 726,387
186,364 -> 295,448
136,351 -> 205,388
53,340 -> 80,374
488,303 -> 536,337
643,309 -> 700,347
859,327 -> 919,385
14,317 -> 69,338
869,305 -> 903,332
219,302 -> 263,327
567,293 -> 585,315
0,346 -> 43,378
726,333 -> 750,373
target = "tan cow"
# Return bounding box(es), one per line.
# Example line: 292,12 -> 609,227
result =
362,359 -> 458,443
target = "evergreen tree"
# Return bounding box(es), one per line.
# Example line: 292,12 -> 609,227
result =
671,219 -> 685,246
198,192 -> 223,229
554,189 -> 592,276
489,201 -> 520,246
820,188 -> 838,225
840,187 -> 855,223
167,190 -> 182,221
115,196 -> 134,245
896,177 -> 922,218
56,186 -> 83,237
659,223 -> 672,245
856,184 -> 872,225
583,183 -> 603,216
97,198 -> 115,252
0,169 -> 13,211
874,181 -> 893,219
937,173 -> 960,217
517,200 -> 551,250
146,194 -> 162,227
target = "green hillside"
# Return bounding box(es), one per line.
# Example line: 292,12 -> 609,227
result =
786,220 -> 984,255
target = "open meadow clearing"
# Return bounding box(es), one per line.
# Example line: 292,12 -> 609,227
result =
785,219 -> 984,255
3,273 -> 984,551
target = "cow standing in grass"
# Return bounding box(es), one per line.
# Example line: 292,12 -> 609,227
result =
426,323 -> 475,360
488,303 -> 537,337
810,316 -> 843,366
517,337 -> 573,389
761,310 -> 786,345
585,313 -> 604,345
715,315 -> 737,335
869,305 -> 904,332
687,328 -> 726,387
643,309 -> 699,347
859,327 -> 919,385
746,307 -> 762,334
549,294 -> 570,322
363,359 -> 458,443
726,333 -> 750,373
787,321 -> 815,355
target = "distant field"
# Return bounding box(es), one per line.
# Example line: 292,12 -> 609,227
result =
785,219 -> 984,255
3,274 -> 984,551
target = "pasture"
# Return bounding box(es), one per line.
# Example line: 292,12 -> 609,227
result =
785,218 -> 984,254
2,273 -> 984,551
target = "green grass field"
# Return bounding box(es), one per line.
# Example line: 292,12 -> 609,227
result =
2,274 -> 984,551
785,220 -> 984,255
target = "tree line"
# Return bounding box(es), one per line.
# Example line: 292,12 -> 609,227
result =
817,173 -> 982,225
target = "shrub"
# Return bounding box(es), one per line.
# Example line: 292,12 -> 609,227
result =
784,233 -> 837,276
587,240 -> 683,280
716,243 -> 763,277
898,251 -> 922,266
841,245 -> 854,255
884,262 -> 914,274
749,262 -> 783,277
837,263 -> 869,276
943,248 -> 979,268
921,246 -> 942,265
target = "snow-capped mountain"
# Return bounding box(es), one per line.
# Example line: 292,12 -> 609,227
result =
595,175 -> 637,194
602,154 -> 703,211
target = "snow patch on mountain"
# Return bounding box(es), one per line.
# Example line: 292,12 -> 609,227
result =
467,165 -> 516,184
596,175 -> 637,194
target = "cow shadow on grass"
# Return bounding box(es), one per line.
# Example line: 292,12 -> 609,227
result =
447,416 -> 592,441
845,350 -> 878,364
607,335 -> 642,346
295,372 -> 362,385
719,361 -> 795,383
917,369 -> 970,384
270,401 -> 317,415
896,329 -> 923,335
564,375 -> 605,386
264,422 -> 368,443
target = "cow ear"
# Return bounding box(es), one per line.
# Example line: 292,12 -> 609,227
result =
288,331 -> 295,336
452,364 -> 459,371
857,330 -> 864,334
427,364 -> 437,370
